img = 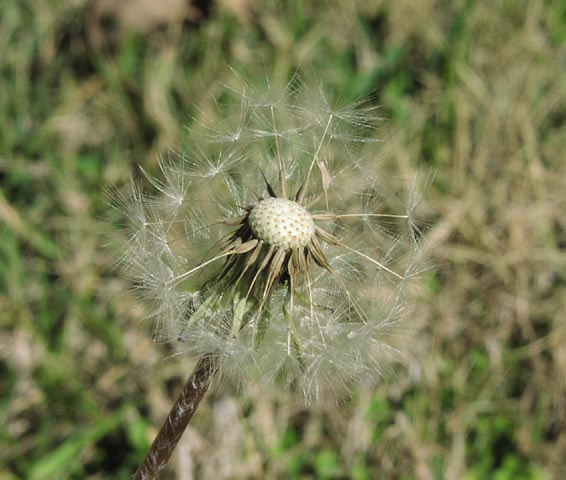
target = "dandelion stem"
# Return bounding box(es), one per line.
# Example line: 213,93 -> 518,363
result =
133,354 -> 217,480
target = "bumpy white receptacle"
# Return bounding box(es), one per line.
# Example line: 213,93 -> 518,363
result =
249,198 -> 315,250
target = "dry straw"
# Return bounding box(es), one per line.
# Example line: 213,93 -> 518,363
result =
115,71 -> 423,477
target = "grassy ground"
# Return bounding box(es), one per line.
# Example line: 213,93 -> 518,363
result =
1,0 -> 565,478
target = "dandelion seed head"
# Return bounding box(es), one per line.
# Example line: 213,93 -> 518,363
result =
114,69 -> 424,404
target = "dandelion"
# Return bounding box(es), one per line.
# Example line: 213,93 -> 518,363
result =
116,71 -> 422,478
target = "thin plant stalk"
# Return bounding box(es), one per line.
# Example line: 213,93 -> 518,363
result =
134,354 -> 217,479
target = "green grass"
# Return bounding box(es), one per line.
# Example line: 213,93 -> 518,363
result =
1,0 -> 565,478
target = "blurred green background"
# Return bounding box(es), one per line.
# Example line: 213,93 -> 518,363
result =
1,0 -> 565,479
